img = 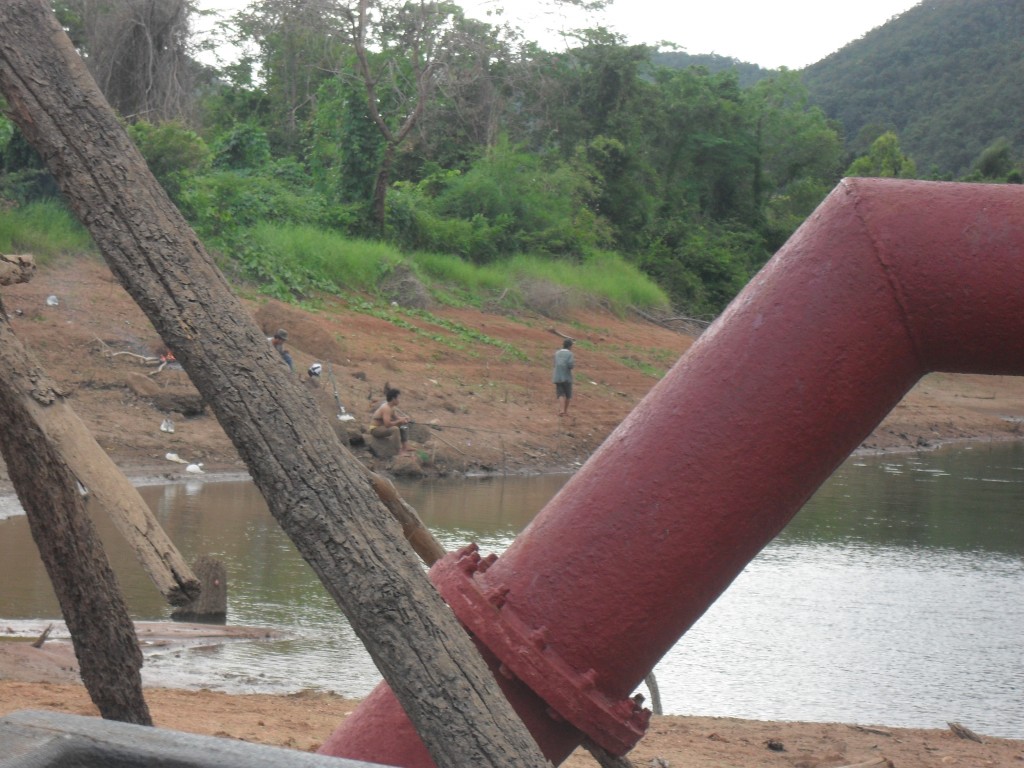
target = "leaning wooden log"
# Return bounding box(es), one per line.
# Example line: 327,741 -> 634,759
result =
365,468 -> 447,566
0,298 -> 150,725
644,672 -> 663,715
0,306 -> 199,606
581,738 -> 636,768
0,5 -> 548,766
30,623 -> 54,648
947,721 -> 983,742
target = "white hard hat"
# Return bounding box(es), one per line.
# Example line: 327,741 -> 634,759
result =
308,362 -> 323,377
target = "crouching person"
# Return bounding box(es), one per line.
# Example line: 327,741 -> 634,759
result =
369,387 -> 411,453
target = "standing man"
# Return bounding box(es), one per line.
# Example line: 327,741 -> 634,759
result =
552,338 -> 575,417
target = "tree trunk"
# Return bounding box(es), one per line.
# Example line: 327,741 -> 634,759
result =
0,299 -> 151,725
372,143 -> 395,234
0,3 -> 548,766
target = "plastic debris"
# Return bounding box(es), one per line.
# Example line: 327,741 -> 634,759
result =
185,463 -> 205,474
160,418 -> 175,433
45,295 -> 59,307
165,452 -> 188,464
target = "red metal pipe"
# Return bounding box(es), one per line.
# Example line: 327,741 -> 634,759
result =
319,178 -> 1024,766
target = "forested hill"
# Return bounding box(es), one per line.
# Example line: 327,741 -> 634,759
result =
800,0 -> 1024,176
651,52 -> 776,89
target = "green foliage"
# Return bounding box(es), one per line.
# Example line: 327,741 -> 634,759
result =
845,131 -> 917,178
0,200 -> 94,264
409,251 -> 508,299
637,221 -> 766,317
389,136 -> 613,261
0,114 -> 12,155
0,120 -> 58,203
13,2 -> 884,321
212,122 -> 272,170
310,77 -> 382,216
745,71 -> 843,222
128,120 -> 212,203
963,137 -> 1020,182
351,298 -> 529,360
177,159 -> 343,239
494,251 -> 670,314
213,222 -> 414,301
653,51 -> 778,89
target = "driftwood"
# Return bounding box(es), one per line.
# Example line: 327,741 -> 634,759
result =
0,5 -> 548,765
834,758 -> 893,768
947,721 -> 984,742
0,254 -> 35,286
644,672 -> 663,715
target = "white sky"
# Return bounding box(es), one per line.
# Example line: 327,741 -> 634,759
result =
197,0 -> 923,70
463,0 -> 923,69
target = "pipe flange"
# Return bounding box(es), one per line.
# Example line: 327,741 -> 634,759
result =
431,544 -> 651,755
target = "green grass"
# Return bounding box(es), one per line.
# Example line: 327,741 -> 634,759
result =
249,222 -> 402,292
0,200 -> 94,265
497,251 -> 670,314
224,222 -> 671,314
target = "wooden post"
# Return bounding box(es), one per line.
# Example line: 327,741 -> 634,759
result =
171,556 -> 228,622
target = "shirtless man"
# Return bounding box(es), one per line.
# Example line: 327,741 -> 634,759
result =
370,387 -> 411,452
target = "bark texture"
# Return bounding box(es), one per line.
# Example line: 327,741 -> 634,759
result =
0,299 -> 151,725
0,3 -> 548,766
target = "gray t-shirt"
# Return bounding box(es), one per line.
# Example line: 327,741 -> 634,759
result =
552,348 -> 575,383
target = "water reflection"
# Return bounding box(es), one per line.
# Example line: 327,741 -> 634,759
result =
0,445 -> 1021,737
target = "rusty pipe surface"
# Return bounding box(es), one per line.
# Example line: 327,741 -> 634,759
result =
319,179 -> 1024,766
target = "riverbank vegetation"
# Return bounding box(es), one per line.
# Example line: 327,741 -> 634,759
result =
2,0 -> 1022,326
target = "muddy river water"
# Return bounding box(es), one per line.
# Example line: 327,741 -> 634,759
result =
1,443 -> 1021,737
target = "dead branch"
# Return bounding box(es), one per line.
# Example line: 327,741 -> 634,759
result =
0,254 -> 35,286
629,305 -> 712,336
92,336 -> 161,365
947,721 -> 983,742
580,739 -> 635,768
849,725 -> 893,737
31,623 -> 54,648
548,327 -> 575,341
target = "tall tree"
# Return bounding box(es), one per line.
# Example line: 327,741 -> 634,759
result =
845,130 -> 917,179
744,70 -> 843,246
346,0 -> 468,230
54,0 -> 197,121
232,0 -> 350,153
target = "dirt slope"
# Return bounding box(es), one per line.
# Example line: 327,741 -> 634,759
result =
4,256 -> 1024,488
